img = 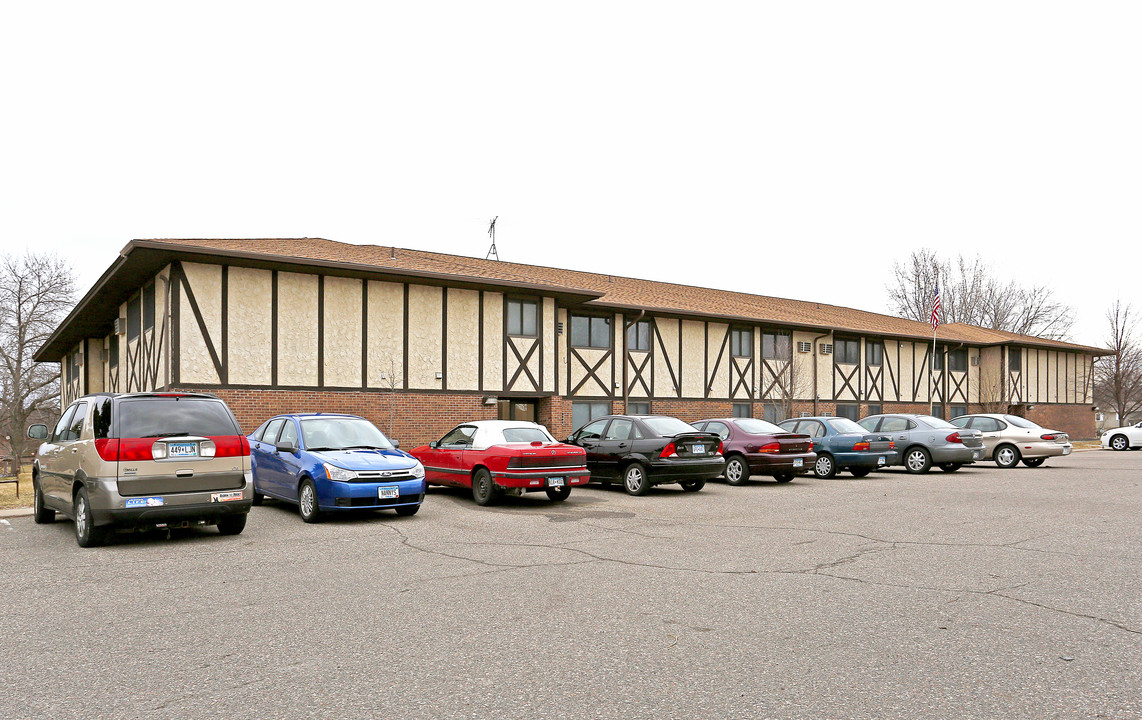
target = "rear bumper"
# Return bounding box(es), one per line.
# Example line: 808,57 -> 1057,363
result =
1012,441 -> 1073,459
88,473 -> 254,527
492,469 -> 590,490
929,446 -> 981,464
834,450 -> 899,469
744,452 -> 816,474
646,457 -> 726,483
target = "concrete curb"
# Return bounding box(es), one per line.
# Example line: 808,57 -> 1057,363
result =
0,507 -> 32,518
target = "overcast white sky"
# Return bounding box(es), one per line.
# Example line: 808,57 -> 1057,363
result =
2,2 -> 1138,347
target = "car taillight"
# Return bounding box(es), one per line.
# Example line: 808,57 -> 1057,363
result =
660,442 -> 677,458
211,436 -> 250,457
717,441 -> 724,455
1040,433 -> 1060,440
758,442 -> 780,453
852,441 -> 870,451
117,439 -> 156,462
507,457 -> 521,468
95,439 -> 119,461
945,432 -> 963,444
889,441 -> 895,449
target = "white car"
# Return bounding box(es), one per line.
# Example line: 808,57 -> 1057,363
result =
1101,421 -> 1142,451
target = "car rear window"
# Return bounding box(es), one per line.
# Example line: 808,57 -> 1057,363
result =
642,416 -> 700,436
1004,415 -> 1040,429
116,397 -> 241,439
826,418 -> 866,434
503,427 -> 554,443
734,418 -> 784,435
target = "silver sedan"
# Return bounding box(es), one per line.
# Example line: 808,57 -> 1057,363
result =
857,414 -> 984,474
950,414 -> 1072,468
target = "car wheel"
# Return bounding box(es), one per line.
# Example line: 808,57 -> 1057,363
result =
994,444 -> 1021,469
938,463 -> 962,473
394,504 -> 421,516
74,487 -> 106,548
472,468 -> 497,506
813,454 -> 836,479
680,479 -> 705,492
217,514 -> 247,535
723,456 -> 750,486
33,478 -> 55,524
849,468 -> 871,478
904,447 -> 932,474
1109,434 -> 1129,451
251,489 -> 264,506
1021,458 -> 1046,468
298,480 -> 321,523
546,486 -> 571,501
623,463 -> 650,496
772,473 -> 795,483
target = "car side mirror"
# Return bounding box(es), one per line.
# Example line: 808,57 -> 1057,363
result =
275,441 -> 297,454
391,440 -> 400,448
429,441 -> 439,449
27,424 -> 48,440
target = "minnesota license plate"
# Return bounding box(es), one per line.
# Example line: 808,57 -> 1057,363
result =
1063,447 -> 1071,455
379,486 -> 399,499
877,456 -> 885,465
692,444 -> 705,454
793,458 -> 803,468
168,442 -> 197,457
548,476 -> 565,487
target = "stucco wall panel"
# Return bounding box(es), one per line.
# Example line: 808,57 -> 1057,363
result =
570,347 -> 610,397
277,272 -> 319,386
444,289 -> 480,391
483,293 -> 503,391
653,318 -> 680,397
407,285 -> 443,389
680,320 -> 705,398
366,281 -> 404,389
323,276 -> 363,387
706,323 -> 729,399
227,267 -> 273,386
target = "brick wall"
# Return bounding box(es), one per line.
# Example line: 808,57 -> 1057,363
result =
1025,404 -> 1097,440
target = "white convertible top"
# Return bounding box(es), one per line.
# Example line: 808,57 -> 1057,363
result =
464,420 -> 556,451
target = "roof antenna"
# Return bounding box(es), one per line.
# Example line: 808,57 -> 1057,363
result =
485,216 -> 499,260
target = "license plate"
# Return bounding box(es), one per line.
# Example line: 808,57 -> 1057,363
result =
125,497 -> 164,508
379,486 -> 399,499
548,476 -> 565,487
692,444 -> 705,454
1063,447 -> 1071,455
793,458 -> 803,468
877,456 -> 885,466
168,442 -> 197,457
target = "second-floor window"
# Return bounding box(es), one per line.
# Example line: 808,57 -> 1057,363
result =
835,339 -> 860,364
506,299 -> 538,337
948,348 -> 967,373
626,320 -> 650,352
571,315 -> 611,349
731,328 -> 753,358
1009,348 -> 1022,372
866,341 -> 883,366
762,331 -> 791,360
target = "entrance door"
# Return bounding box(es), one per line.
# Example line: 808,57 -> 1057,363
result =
498,399 -> 538,423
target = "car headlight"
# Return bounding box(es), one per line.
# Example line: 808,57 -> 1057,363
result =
409,462 -> 425,479
324,463 -> 358,482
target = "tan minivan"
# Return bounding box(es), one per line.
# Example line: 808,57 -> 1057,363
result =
29,392 -> 252,547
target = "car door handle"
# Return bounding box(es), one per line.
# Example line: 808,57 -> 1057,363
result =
70,448 -> 79,454
617,443 -> 628,448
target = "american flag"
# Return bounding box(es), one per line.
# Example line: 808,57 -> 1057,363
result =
930,281 -> 941,330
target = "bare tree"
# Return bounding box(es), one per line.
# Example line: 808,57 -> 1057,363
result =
0,253 -> 77,473
1093,300 -> 1142,426
887,250 -> 1074,340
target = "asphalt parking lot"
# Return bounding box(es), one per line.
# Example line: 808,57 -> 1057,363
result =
3,450 -> 1140,720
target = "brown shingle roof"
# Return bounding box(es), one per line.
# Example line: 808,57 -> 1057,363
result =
137,238 -> 1107,354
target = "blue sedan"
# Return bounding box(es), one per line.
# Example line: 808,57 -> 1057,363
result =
776,416 -> 898,478
248,413 -> 427,522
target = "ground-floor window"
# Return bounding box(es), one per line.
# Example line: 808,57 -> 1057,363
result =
866,403 -> 881,417
836,404 -> 860,422
931,403 -> 945,419
762,402 -> 783,423
627,401 -> 650,415
949,404 -> 967,419
732,403 -> 751,418
572,401 -> 610,431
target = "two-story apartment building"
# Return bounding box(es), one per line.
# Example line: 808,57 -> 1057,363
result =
36,238 -> 1106,443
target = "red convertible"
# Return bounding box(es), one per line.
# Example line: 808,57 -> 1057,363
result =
409,420 -> 590,506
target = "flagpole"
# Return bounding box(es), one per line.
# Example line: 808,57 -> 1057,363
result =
929,265 -> 939,416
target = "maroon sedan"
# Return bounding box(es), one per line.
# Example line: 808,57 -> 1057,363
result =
692,418 -> 816,484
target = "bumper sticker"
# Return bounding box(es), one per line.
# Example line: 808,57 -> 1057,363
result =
125,497 -> 164,508
211,491 -> 244,503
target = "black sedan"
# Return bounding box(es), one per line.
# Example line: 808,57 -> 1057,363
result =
565,415 -> 725,495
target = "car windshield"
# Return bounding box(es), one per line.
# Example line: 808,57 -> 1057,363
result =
301,417 -> 393,450
734,418 -> 785,434
826,418 -> 866,434
917,415 -> 957,429
1004,415 -> 1041,429
502,427 -> 555,443
642,416 -> 699,436
118,398 -> 240,438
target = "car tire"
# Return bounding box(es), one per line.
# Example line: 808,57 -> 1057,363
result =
904,447 -> 932,474
32,478 -> 55,524
994,444 -> 1021,469
217,514 -> 247,535
1021,458 -> 1046,468
849,468 -> 871,478
251,490 -> 264,506
938,463 -> 962,473
680,479 -> 705,492
772,473 -> 795,483
1109,434 -> 1129,451
472,468 -> 496,506
622,463 -> 650,496
298,479 -> 321,523
813,454 -> 836,479
546,486 -> 571,501
74,487 -> 106,548
723,456 -> 750,486
394,504 -> 421,516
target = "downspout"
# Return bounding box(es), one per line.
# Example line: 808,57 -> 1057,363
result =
622,309 -> 646,413
811,331 -> 831,416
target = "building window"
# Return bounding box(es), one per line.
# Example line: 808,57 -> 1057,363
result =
1009,349 -> 1022,372
950,404 -> 967,419
948,348 -> 967,373
835,339 -> 860,364
731,328 -> 753,358
866,403 -> 881,416
506,299 -> 538,337
762,402 -> 783,423
572,401 -> 610,431
933,347 -> 944,371
732,402 -> 751,418
626,321 -> 650,352
143,282 -> 156,332
931,403 -> 945,419
571,315 -> 611,349
108,336 -> 118,369
836,404 -> 861,421
866,341 -> 883,366
762,331 -> 791,360
627,401 -> 650,415
127,295 -> 141,342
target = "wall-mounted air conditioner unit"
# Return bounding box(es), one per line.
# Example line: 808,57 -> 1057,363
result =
799,412 -> 811,418
797,341 -> 812,353
819,343 -> 833,355
971,356 -> 980,366
113,317 -> 127,335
